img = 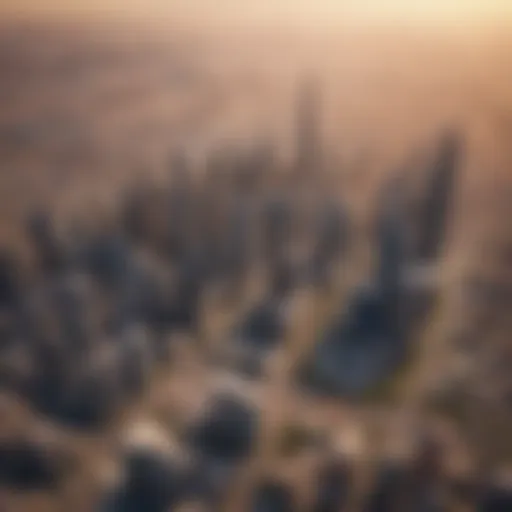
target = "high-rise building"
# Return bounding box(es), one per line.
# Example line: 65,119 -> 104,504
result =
294,77 -> 322,175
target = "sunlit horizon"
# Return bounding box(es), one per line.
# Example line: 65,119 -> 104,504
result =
2,0 -> 512,32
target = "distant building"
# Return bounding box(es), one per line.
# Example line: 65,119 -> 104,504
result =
294,77 -> 323,176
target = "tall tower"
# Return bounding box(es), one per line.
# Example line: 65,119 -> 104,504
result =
294,76 -> 322,176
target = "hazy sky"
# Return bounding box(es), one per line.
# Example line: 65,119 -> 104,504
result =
2,0 -> 512,28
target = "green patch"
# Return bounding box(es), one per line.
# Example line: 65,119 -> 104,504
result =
276,422 -> 326,458
361,355 -> 415,404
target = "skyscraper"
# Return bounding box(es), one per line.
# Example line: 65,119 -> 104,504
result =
294,77 -> 322,176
